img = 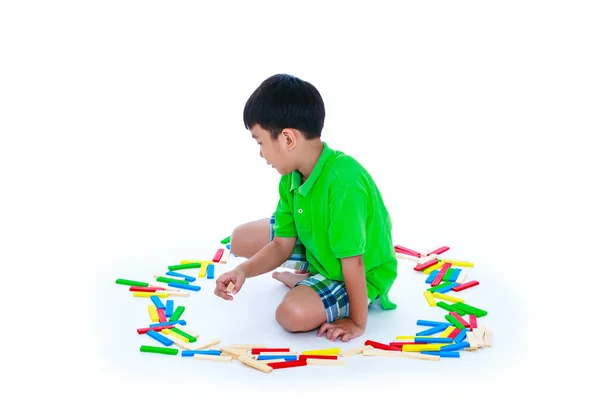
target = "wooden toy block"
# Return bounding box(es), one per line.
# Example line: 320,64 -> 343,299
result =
226,281 -> 235,293
267,359 -> 308,369
339,347 -> 364,357
431,263 -> 451,286
153,274 -> 190,285
438,326 -> 456,338
148,283 -> 181,292
465,331 -> 479,350
452,302 -> 487,317
161,291 -> 190,297
258,352 -> 298,356
237,355 -> 273,373
161,330 -> 191,349
302,348 -> 341,356
299,355 -> 338,361
395,335 -> 416,340
137,325 -> 174,334
455,270 -> 467,283
166,270 -> 197,282
148,305 -> 159,322
440,259 -> 474,267
483,328 -> 493,348
212,248 -> 224,262
445,314 -> 466,330
130,286 -> 159,292
193,354 -> 233,362
206,264 -> 215,279
229,344 -> 268,350
220,247 -> 230,263
116,278 -> 149,287
169,327 -> 196,343
174,324 -> 200,338
401,344 -> 442,352
472,328 -> 485,347
168,262 -> 201,271
469,315 -> 478,330
428,282 -> 459,293
426,246 -> 450,256
362,348 -> 440,361
187,339 -> 221,351
450,312 -> 469,327
448,328 -> 462,340
198,262 -> 210,278
220,346 -> 248,359
168,282 -> 201,291
156,308 -> 167,323
180,260 -> 210,265
162,328 -> 189,343
364,340 -> 401,351
416,324 -> 450,336
394,245 -> 421,257
432,292 -> 464,303
258,358 -> 286,363
396,252 -> 422,262
134,291 -> 169,298
424,290 -> 437,306
451,280 -> 480,292
251,347 -> 290,354
146,330 -> 174,347
306,358 -> 344,366
423,262 -> 443,275
414,258 -> 439,272
169,306 -> 185,322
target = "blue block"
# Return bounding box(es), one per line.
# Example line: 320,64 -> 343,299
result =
448,268 -> 461,282
168,282 -> 201,291
166,271 -> 196,282
181,350 -> 221,357
416,324 -> 450,336
431,283 -> 459,293
422,351 -> 460,358
257,355 -> 298,361
207,264 -> 215,279
146,330 -> 173,346
149,320 -> 186,327
150,295 -> 165,309
226,244 -> 231,249
454,328 -> 467,343
165,300 -> 174,318
414,337 -> 453,343
425,271 -> 438,284
440,342 -> 470,351
416,319 -> 449,327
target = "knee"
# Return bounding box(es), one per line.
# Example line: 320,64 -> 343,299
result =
275,301 -> 309,332
229,225 -> 244,256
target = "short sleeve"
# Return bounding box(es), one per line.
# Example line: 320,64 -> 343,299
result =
273,176 -> 297,238
328,188 -> 368,258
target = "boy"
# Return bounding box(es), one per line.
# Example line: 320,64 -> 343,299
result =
214,74 -> 397,342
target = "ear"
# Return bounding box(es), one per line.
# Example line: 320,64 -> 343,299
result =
280,128 -> 298,150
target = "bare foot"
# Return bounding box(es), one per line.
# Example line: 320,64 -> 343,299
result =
272,271 -> 309,288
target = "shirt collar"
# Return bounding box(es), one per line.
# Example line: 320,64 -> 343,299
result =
289,141 -> 335,196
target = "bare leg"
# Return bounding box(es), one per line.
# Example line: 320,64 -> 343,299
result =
229,217 -> 270,258
275,285 -> 327,332
272,271 -> 310,288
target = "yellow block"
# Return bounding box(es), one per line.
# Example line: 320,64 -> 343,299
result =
302,348 -> 340,355
402,344 -> 442,352
423,261 -> 443,275
134,291 -> 168,298
439,326 -> 456,338
198,262 -> 209,278
432,292 -> 464,303
148,305 -> 159,322
162,329 -> 190,343
423,290 -> 436,306
440,259 -> 474,267
395,335 -> 415,340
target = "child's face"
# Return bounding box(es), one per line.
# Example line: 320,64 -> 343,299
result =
250,125 -> 294,175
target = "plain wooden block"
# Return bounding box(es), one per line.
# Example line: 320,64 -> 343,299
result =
339,346 -> 364,357
220,248 -> 230,263
363,348 -> 440,361
307,358 -> 345,366
226,282 -> 235,293
465,331 -> 479,350
220,346 -> 247,359
164,291 -> 190,297
237,355 -> 273,373
258,358 -> 286,363
472,328 -> 485,347
229,344 -> 268,350
258,352 -> 298,356
188,338 -> 221,351
456,270 -> 468,284
193,354 -> 233,362
395,253 -> 422,262
483,328 -> 493,348
174,324 -> 200,338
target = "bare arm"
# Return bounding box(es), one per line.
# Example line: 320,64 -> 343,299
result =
341,255 -> 368,329
236,236 -> 297,278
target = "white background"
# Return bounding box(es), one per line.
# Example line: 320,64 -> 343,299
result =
1,0 -> 598,398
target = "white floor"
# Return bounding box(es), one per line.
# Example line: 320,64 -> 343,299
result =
84,235 -> 524,397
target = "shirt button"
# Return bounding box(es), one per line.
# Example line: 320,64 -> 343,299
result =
298,209 -> 303,214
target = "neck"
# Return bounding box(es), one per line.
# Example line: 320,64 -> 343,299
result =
297,140 -> 324,182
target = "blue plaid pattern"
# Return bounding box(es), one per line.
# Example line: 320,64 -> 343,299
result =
270,213 -> 309,272
295,274 -> 350,323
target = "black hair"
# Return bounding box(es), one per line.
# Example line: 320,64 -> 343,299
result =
243,74 -> 325,140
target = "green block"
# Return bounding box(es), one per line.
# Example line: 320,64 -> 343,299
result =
168,263 -> 201,271
428,281 -> 456,293
156,277 -> 189,285
453,302 -> 488,317
115,279 -> 149,287
220,235 -> 231,244
436,301 -> 455,312
169,306 -> 185,322
442,268 -> 457,281
445,314 -> 466,329
170,327 -> 197,343
140,345 -> 178,355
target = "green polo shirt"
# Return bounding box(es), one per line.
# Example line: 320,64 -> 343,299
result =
273,141 -> 398,310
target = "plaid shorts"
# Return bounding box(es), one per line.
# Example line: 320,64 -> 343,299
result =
270,214 -> 350,323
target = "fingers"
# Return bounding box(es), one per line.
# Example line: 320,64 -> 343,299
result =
329,327 -> 345,342
214,274 -> 234,300
317,323 -> 332,337
341,332 -> 352,342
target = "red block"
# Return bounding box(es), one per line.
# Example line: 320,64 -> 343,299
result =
129,286 -> 158,292
448,328 -> 461,340
365,340 -> 402,351
157,308 -> 167,323
431,262 -> 451,286
427,246 -> 450,256
267,359 -> 307,369
212,248 -> 224,262
451,280 -> 480,292
137,325 -> 173,334
469,315 -> 478,331
450,312 -> 469,328
394,245 -> 421,257
299,354 -> 338,361
414,259 -> 438,272
389,342 -> 417,349
251,347 -> 290,355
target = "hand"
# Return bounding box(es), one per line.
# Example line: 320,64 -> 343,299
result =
317,318 -> 365,342
214,267 -> 246,300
